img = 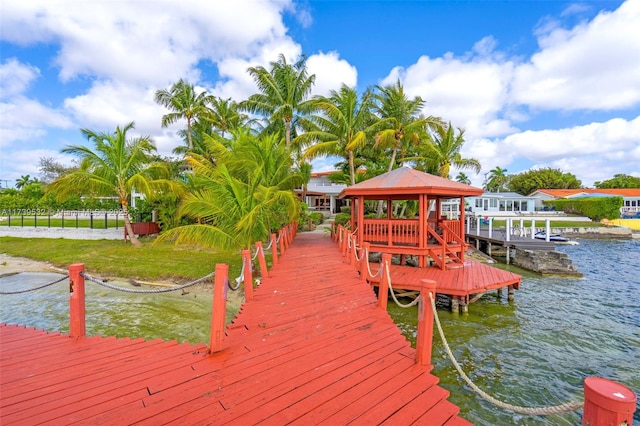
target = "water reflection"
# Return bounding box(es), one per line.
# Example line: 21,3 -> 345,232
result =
0,272 -> 214,344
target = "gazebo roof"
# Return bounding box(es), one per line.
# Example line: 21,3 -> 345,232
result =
339,167 -> 483,199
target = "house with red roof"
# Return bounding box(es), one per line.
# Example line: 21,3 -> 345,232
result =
529,189 -> 640,217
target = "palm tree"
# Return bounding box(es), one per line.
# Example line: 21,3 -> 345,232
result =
241,54 -> 316,152
455,172 -> 471,185
15,175 -> 32,189
204,96 -> 250,138
414,122 -> 481,178
47,122 -> 175,245
486,166 -> 509,192
299,85 -> 376,185
155,79 -> 212,151
372,80 -> 444,174
157,131 -> 300,250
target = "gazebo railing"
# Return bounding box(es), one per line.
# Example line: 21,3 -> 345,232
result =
362,219 -> 420,246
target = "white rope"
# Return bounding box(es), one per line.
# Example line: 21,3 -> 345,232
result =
265,238 -> 274,251
428,292 -> 583,416
353,245 -> 363,262
252,246 -> 260,261
364,248 -> 383,279
385,260 -> 420,308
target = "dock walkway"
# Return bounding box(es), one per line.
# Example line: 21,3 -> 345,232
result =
466,228 -> 555,251
1,232 -> 470,425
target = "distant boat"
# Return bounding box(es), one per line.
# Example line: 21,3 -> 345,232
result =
534,231 -> 569,242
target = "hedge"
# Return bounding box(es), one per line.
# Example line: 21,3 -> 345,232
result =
543,196 -> 623,220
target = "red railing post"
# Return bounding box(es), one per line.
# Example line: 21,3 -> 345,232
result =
360,242 -> 370,282
309,218 -> 313,231
331,222 -> 336,241
583,377 -> 637,425
242,249 -> 254,302
350,235 -> 358,265
69,263 -> 86,338
255,241 -> 269,278
285,225 -> 291,247
209,263 -> 229,353
337,225 -> 344,250
270,233 -> 278,265
378,254 -> 391,311
279,229 -> 286,256
416,279 -> 437,366
342,229 -> 350,257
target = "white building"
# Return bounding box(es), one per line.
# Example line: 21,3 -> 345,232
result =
300,171 -> 348,215
466,192 -> 537,216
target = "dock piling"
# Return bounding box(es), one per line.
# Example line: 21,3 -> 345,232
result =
255,241 -> 268,278
209,263 -> 229,353
583,377 -> 637,425
242,250 -> 254,302
69,263 -> 86,338
270,233 -> 278,265
416,279 -> 437,366
378,254 -> 391,311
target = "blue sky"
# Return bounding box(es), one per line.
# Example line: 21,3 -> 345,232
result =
1,0 -> 638,189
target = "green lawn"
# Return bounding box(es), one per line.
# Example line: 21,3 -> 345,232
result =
0,237 -> 243,282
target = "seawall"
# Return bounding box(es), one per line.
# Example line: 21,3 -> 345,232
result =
552,226 -> 632,239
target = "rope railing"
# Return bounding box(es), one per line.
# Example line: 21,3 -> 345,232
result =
385,260 -> 420,309
80,271 -> 216,294
363,247 -> 383,279
0,274 -> 69,295
251,246 -> 261,261
428,291 -> 584,416
230,256 -> 246,291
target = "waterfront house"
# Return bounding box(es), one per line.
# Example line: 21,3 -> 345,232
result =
529,189 -> 640,217
298,171 -> 348,215
466,191 -> 537,216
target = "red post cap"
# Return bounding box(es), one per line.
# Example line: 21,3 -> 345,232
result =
583,377 -> 637,426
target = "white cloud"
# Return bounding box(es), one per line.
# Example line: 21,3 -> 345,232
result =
306,51 -> 358,97
0,0 -> 297,86
383,53 -> 518,139
0,58 -> 40,98
63,81 -> 182,155
0,97 -> 73,148
512,0 -> 640,110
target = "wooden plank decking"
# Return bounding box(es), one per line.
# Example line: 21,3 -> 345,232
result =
0,232 -> 470,425
466,228 -> 556,251
366,260 -> 521,297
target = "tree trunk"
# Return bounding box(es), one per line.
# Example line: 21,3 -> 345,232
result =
122,203 -> 141,245
285,119 -> 291,151
186,119 -> 194,150
376,146 -> 399,217
348,150 -> 356,185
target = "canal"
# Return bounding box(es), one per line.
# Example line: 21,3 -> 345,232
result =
1,238 -> 638,425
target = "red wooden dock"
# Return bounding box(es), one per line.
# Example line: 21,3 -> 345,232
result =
367,260 -> 521,296
0,232 -> 470,425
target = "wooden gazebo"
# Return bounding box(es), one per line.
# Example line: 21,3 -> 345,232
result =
339,167 -> 483,270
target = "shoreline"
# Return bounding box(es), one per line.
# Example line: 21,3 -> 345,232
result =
0,253 -> 224,296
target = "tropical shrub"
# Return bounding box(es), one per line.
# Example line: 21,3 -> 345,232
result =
544,197 -> 623,220
334,212 -> 351,226
309,212 -> 324,225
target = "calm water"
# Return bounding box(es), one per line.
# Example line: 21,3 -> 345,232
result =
1,239 -> 638,424
390,238 -> 640,425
